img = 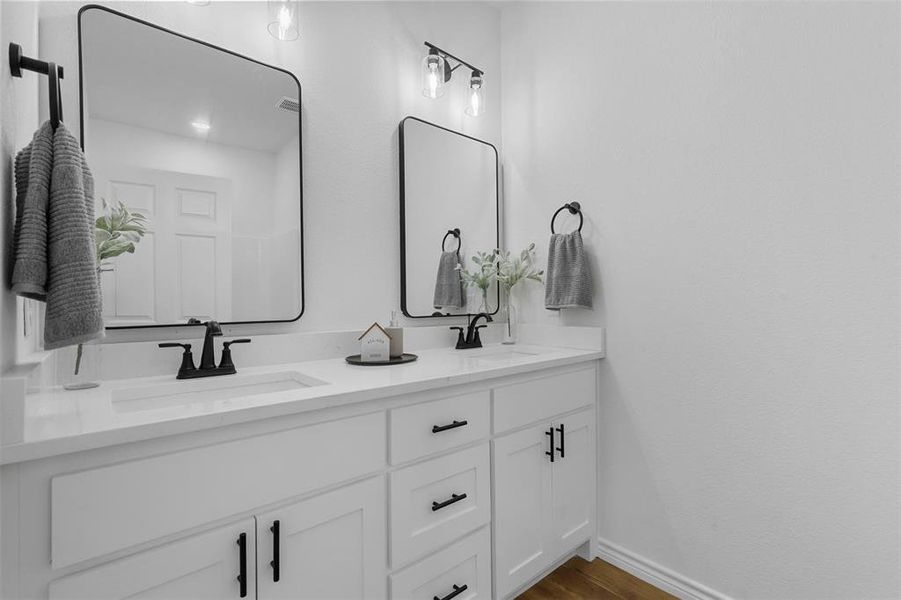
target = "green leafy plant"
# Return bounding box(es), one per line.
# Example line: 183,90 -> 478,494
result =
72,200 -> 149,379
458,249 -> 498,295
95,199 -> 149,270
496,243 -> 543,292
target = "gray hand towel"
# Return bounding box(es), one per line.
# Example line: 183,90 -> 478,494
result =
11,122 -> 52,301
433,251 -> 464,309
12,122 -> 104,349
545,231 -> 593,310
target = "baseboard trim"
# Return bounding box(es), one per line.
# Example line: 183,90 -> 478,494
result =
596,537 -> 733,600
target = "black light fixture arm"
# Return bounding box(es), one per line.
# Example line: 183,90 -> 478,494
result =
424,41 -> 483,77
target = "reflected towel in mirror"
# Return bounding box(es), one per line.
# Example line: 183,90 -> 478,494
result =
433,251 -> 464,309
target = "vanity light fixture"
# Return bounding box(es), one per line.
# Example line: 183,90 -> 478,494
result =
268,0 -> 299,41
420,42 -> 485,117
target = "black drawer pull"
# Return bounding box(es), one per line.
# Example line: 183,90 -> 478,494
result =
556,422 -> 565,458
432,419 -> 468,433
545,427 -> 555,462
432,492 -> 467,511
270,520 -> 280,582
434,584 -> 468,600
236,532 -> 247,598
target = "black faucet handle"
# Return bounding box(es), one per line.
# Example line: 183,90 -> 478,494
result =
159,343 -> 196,376
159,342 -> 191,350
219,338 -> 250,371
222,338 -> 251,350
450,326 -> 466,349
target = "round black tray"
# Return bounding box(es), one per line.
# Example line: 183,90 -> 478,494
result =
345,353 -> 418,366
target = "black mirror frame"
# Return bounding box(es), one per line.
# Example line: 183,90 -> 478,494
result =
398,116 -> 500,319
77,4 -> 304,330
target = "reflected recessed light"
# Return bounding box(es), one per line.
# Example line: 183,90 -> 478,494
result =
191,120 -> 211,132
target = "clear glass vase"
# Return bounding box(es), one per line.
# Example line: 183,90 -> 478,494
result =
60,341 -> 102,390
502,295 -> 518,344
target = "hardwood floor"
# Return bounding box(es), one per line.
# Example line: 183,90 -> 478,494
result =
516,557 -> 676,600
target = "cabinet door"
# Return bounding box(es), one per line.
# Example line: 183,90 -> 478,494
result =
49,518 -> 255,600
492,422 -> 554,599
550,408 -> 596,557
257,476 -> 387,600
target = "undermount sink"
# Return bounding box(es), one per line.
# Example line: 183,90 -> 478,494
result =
111,371 -> 327,412
466,348 -> 544,362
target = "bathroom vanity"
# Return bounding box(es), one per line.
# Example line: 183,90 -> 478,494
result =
0,345 -> 602,599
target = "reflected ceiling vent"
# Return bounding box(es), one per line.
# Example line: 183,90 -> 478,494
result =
275,96 -> 300,114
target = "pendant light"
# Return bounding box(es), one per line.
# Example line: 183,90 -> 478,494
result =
464,71 -> 485,117
421,47 -> 447,99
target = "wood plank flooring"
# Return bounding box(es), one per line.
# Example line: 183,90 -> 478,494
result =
516,557 -> 676,600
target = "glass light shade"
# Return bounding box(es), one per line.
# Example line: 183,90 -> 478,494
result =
421,51 -> 446,99
268,0 -> 299,41
465,73 -> 485,117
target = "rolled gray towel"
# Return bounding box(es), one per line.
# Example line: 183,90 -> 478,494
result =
545,231 -> 593,310
433,251 -> 464,309
12,122 -> 104,349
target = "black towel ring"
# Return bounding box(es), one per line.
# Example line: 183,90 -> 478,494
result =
442,228 -> 461,253
550,202 -> 583,233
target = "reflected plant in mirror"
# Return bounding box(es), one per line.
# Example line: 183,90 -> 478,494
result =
459,250 -> 498,314
95,199 -> 149,272
496,244 -> 544,344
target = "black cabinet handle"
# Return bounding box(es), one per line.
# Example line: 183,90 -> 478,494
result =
545,427 -> 555,462
556,423 -> 565,458
432,419 -> 468,433
432,492 -> 467,511
270,520 -> 280,582
236,532 -> 247,598
434,584 -> 468,600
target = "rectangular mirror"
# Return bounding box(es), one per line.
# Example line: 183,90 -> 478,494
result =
399,117 -> 499,318
79,5 -> 303,328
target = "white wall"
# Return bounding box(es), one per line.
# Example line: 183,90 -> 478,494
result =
38,1 -> 502,341
501,2 -> 900,598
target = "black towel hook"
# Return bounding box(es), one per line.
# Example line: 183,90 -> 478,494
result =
442,228 -> 461,253
47,62 -> 61,130
550,202 -> 583,233
9,43 -> 65,131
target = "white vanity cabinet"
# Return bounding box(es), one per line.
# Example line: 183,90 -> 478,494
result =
256,477 -> 387,600
492,373 -> 597,599
1,356 -> 601,600
48,518 -> 257,600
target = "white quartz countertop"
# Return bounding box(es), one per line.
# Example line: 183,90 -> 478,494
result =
0,344 -> 603,465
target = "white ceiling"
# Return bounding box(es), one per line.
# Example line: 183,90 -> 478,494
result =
81,8 -> 300,153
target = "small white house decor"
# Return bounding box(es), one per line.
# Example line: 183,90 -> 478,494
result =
359,323 -> 392,363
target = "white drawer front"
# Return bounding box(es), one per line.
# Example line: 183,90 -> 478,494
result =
390,444 -> 490,567
52,412 -> 386,569
390,527 -> 490,600
493,366 -> 595,433
390,391 -> 489,464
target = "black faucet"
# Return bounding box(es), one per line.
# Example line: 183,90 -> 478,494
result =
199,320 -> 222,370
159,319 -> 251,379
451,312 -> 492,350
